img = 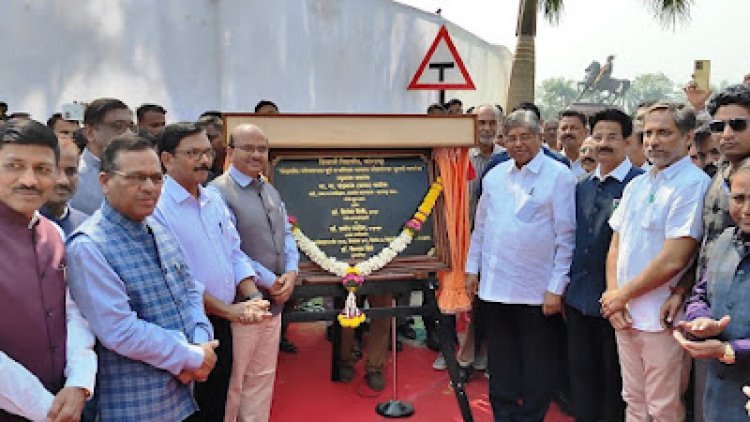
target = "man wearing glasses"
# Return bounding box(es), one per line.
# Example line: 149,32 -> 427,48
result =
211,124 -> 299,420
680,85 -> 750,420
67,135 -> 219,420
466,110 -> 576,420
152,122 -> 271,421
70,98 -> 134,215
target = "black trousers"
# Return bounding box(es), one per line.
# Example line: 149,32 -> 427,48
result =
190,315 -> 233,422
482,301 -> 555,422
565,305 -> 624,422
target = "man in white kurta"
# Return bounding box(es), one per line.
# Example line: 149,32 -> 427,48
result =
466,110 -> 576,421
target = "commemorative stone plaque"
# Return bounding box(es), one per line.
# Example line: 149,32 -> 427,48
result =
272,153 -> 434,262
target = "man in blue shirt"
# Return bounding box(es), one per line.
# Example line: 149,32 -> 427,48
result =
564,108 -> 643,421
153,122 -> 271,421
67,135 -> 218,421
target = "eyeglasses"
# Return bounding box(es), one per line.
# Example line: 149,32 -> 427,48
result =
111,170 -> 164,185
174,148 -> 215,160
229,144 -> 269,154
98,121 -> 136,134
709,118 -> 749,134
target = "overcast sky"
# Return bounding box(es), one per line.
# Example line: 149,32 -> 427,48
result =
396,0 -> 749,88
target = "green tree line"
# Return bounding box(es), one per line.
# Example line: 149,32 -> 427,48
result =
534,73 -> 732,120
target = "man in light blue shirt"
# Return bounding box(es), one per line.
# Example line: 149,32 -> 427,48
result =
153,122 -> 271,421
70,98 -> 135,215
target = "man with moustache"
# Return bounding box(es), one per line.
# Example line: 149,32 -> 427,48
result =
70,98 -> 135,215
39,138 -> 88,235
601,104 -> 710,421
66,136 -> 219,421
448,104 -> 502,376
152,122 -> 271,421
558,110 -> 589,177
211,124 -> 299,417
466,110 -> 576,420
564,108 -> 643,421
578,136 -> 598,174
0,120 -> 96,422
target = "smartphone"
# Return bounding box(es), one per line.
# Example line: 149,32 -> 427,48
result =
693,60 -> 711,92
61,102 -> 85,122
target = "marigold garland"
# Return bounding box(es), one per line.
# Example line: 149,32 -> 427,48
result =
289,178 -> 443,327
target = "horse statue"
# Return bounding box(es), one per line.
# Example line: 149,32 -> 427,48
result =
574,55 -> 630,105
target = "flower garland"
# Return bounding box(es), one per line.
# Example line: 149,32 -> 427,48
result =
289,177 -> 443,327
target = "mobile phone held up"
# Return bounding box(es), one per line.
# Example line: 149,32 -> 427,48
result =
693,60 -> 711,92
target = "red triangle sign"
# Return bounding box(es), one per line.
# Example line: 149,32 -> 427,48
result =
408,25 -> 476,90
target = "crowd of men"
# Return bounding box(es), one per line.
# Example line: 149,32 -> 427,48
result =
428,80 -> 750,422
2,77 -> 750,422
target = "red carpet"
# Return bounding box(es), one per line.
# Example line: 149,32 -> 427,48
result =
271,322 -> 573,422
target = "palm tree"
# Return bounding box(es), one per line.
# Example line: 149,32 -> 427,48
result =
505,0 -> 693,112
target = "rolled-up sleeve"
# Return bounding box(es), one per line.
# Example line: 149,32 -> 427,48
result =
67,236 -> 205,375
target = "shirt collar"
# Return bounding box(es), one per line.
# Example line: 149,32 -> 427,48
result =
82,147 -> 100,164
229,164 -> 263,188
508,149 -> 544,174
0,200 -> 39,229
594,158 -> 632,182
164,175 -> 212,207
40,204 -> 70,221
470,145 -> 502,158
648,156 -> 691,181
101,200 -> 150,234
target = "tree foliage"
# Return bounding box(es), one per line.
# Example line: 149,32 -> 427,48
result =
624,73 -> 681,112
535,77 -> 578,120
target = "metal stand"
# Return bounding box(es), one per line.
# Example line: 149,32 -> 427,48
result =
376,298 -> 414,418
284,277 -> 474,422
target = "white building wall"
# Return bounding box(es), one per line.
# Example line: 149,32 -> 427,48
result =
1,0 -> 512,120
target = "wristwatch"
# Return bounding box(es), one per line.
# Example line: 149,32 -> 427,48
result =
245,291 -> 264,301
719,342 -> 736,365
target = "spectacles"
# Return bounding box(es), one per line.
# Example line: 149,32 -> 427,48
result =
98,121 -> 136,134
709,118 -> 749,134
112,170 -> 164,185
230,144 -> 269,154
174,148 -> 215,160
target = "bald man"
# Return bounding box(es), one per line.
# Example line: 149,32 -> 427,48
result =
210,124 -> 299,421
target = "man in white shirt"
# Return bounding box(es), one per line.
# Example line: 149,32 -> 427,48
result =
152,122 -> 271,421
466,110 -> 576,420
601,103 -> 711,421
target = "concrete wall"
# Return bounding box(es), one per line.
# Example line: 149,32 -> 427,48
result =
1,0 -> 511,120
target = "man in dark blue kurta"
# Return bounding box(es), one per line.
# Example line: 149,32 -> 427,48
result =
564,108 -> 643,421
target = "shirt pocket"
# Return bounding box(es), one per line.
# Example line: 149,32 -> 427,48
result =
639,202 -> 666,231
516,197 -> 544,224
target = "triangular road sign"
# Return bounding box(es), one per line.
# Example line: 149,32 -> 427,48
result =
408,25 -> 476,90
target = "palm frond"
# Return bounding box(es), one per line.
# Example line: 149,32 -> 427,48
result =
538,0 -> 564,25
646,0 -> 693,28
